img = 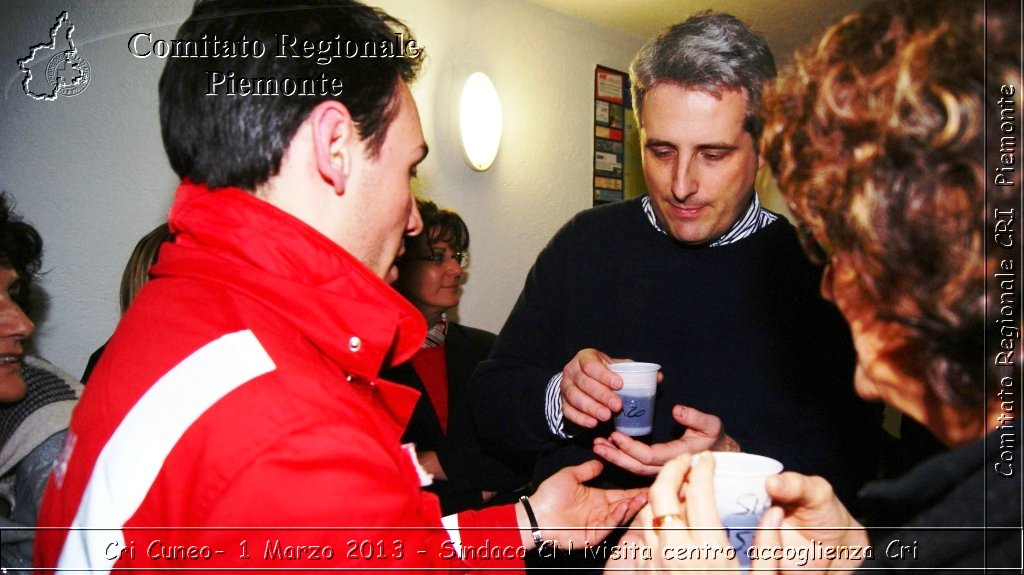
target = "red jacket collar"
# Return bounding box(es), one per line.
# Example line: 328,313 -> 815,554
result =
154,181 -> 427,378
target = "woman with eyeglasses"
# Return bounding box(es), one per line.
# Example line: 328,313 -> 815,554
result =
383,198 -> 531,515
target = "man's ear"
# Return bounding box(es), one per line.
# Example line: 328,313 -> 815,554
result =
311,100 -> 356,195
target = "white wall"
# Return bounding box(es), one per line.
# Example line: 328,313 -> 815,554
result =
0,0 -> 644,377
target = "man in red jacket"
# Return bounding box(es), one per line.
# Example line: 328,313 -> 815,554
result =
34,1 -> 645,572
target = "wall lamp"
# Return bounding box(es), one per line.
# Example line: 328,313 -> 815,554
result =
459,72 -> 502,171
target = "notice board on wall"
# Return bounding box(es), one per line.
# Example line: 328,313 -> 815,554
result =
593,66 -> 627,205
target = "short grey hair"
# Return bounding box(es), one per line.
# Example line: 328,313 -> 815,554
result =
630,11 -> 776,139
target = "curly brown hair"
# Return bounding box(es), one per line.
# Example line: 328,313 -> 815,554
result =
0,192 -> 43,315
762,0 -> 1020,409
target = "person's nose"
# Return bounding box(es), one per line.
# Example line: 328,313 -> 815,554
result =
671,156 -> 698,202
444,254 -> 462,277
0,298 -> 34,344
406,199 -> 423,236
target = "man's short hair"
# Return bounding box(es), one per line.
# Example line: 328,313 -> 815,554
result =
0,193 -> 43,314
159,0 -> 423,190
630,11 -> 776,139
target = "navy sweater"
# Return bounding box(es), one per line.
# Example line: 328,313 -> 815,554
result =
471,197 -> 883,502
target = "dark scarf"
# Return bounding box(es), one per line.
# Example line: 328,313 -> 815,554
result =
0,362 -> 77,449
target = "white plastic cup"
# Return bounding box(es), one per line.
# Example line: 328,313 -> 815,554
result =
698,452 -> 784,570
608,362 -> 659,436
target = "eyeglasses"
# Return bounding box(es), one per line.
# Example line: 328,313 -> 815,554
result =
404,251 -> 470,268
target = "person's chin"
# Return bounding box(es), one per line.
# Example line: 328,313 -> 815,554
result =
439,288 -> 460,304
0,370 -> 28,403
668,224 -> 714,245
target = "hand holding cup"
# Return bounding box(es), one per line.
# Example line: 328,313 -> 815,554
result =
559,350 -> 662,428
608,362 -> 660,436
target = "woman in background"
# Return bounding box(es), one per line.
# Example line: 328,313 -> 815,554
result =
82,223 -> 172,382
118,223 -> 173,317
612,0 -> 1020,571
383,198 -> 531,515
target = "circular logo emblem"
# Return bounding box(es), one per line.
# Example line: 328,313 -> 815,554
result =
45,50 -> 90,97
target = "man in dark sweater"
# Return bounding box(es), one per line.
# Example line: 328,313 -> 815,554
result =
471,12 -> 882,514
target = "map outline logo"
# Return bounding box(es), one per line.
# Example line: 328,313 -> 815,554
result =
17,11 -> 91,100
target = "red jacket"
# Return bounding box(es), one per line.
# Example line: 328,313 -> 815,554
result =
35,182 -> 525,572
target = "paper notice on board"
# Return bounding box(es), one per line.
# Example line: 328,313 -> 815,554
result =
596,69 -> 624,103
594,176 -> 623,191
595,151 -> 622,174
595,126 -> 624,141
595,138 -> 623,155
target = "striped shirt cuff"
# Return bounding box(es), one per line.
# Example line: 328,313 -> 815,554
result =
544,372 -> 572,439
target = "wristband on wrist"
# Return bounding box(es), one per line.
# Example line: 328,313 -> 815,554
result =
519,495 -> 544,546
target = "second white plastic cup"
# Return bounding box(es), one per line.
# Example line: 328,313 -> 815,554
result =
698,452 -> 784,570
608,362 -> 659,436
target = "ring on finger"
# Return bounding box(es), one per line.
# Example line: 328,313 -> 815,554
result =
652,514 -> 683,529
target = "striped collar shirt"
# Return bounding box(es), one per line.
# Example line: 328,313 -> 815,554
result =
422,312 -> 448,348
641,192 -> 778,246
